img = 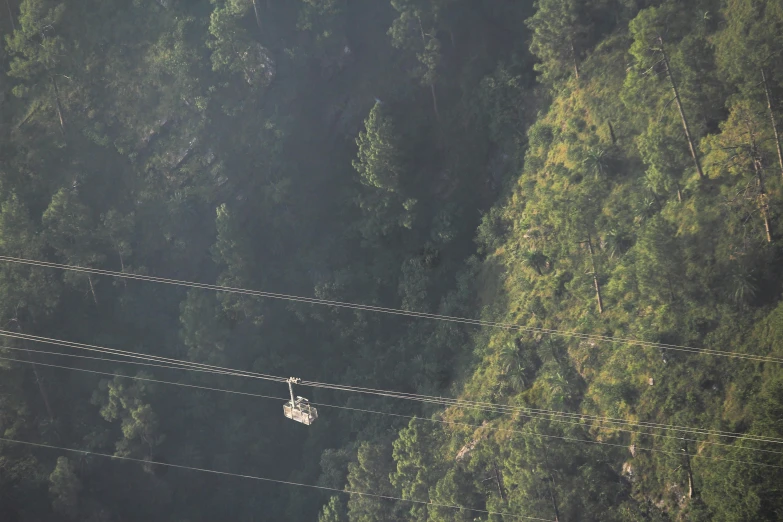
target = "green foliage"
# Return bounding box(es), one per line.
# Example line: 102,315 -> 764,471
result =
346,440 -> 403,522
5,0 -> 67,87
43,189 -> 104,267
91,375 -> 164,459
353,2 -> 783,521
1,1 -> 783,521
208,0 -> 274,87
478,64 -> 528,147
319,495 -> 349,522
211,203 -> 263,321
0,194 -> 60,321
179,290 -> 230,365
714,0 -> 783,86
428,467 -> 478,522
353,103 -> 416,239
48,456 -> 81,518
390,419 -> 442,502
388,0 -> 444,115
354,104 -> 403,195
298,0 -> 347,55
526,0 -> 589,84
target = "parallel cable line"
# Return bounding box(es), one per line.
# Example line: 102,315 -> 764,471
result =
6,347 -> 782,456
1,255 -> 781,365
0,343 -> 271,382
0,353 -> 290,400
298,369 -> 783,442
3,329 -> 782,446
300,379 -> 783,445
329,403 -> 783,469
0,334 -> 757,443
0,328 -> 286,384
0,436 -> 552,521
3,354 -> 783,465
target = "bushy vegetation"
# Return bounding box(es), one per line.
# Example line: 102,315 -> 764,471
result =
1,1 -> 782,521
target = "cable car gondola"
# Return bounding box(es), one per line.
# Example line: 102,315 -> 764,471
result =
283,377 -> 318,425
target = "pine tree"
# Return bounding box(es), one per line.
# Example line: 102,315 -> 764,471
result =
49,457 -> 81,518
626,2 -> 710,180
389,0 -> 443,119
525,0 -> 592,84
352,103 -> 416,241
714,0 -> 783,179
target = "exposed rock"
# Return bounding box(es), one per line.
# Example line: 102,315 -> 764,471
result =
622,461 -> 634,480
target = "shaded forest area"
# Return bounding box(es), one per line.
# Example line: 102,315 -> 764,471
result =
1,0 -> 782,521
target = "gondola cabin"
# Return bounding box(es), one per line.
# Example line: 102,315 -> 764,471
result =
284,378 -> 318,425
284,397 -> 318,425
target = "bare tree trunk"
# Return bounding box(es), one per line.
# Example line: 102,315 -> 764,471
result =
430,83 -> 440,121
118,253 -> 127,288
543,445 -> 561,522
683,445 -> 696,499
251,0 -> 262,34
571,39 -> 579,81
752,156 -> 772,242
667,270 -> 676,303
650,189 -> 663,210
51,77 -> 65,133
417,18 -> 440,121
87,274 -> 99,304
549,475 -> 560,522
676,182 -> 683,203
16,104 -> 39,129
586,234 -> 604,314
229,42 -> 254,85
761,68 -> 783,180
659,38 -> 705,180
23,349 -> 55,421
12,321 -> 55,422
607,120 -> 617,144
492,460 -> 506,501
5,0 -> 15,32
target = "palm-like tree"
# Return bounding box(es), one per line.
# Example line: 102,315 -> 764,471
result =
603,228 -> 632,260
584,147 -> 608,175
523,250 -> 549,275
543,369 -> 573,407
497,342 -> 528,393
728,263 -> 757,306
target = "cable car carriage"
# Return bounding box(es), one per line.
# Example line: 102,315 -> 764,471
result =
284,377 -> 318,425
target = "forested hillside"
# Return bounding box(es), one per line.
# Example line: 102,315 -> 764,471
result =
1,0 -> 782,521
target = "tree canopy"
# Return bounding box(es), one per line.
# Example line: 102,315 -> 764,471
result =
1,0 -> 782,521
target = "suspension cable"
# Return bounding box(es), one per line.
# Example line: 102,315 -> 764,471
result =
3,329 -> 782,445
0,436 -> 553,521
6,346 -> 783,455
0,255 -> 780,364
0,328 -> 286,383
3,353 -> 782,467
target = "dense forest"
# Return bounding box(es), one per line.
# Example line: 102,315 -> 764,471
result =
1,0 -> 783,520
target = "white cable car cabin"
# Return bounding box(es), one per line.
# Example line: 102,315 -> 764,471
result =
284,378 -> 318,425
